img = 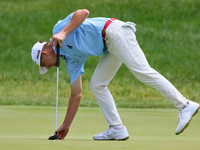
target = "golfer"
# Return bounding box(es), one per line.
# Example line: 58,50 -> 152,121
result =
31,9 -> 199,140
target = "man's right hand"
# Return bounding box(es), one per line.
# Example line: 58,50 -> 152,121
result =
57,74 -> 82,140
57,124 -> 69,140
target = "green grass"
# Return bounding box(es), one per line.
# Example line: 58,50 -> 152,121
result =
0,0 -> 200,107
0,106 -> 200,150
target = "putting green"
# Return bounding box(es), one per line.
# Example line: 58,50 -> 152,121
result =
0,106 -> 199,150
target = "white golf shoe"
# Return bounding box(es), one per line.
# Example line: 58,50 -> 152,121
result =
175,100 -> 199,135
93,126 -> 129,140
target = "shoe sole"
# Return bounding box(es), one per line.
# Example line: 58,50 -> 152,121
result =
175,106 -> 199,135
116,136 -> 129,141
93,136 -> 129,141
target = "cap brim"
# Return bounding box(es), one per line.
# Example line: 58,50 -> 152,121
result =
40,66 -> 48,74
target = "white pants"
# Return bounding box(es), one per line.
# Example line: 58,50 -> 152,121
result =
90,20 -> 188,126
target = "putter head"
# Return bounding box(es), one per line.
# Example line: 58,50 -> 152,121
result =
48,131 -> 60,140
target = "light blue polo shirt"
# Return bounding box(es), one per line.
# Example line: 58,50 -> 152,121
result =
52,12 -> 110,84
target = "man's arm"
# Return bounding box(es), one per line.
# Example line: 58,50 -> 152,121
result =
57,74 -> 82,139
51,9 -> 90,48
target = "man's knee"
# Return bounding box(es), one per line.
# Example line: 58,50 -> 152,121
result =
90,80 -> 106,93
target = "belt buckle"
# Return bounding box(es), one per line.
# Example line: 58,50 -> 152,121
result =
102,29 -> 106,35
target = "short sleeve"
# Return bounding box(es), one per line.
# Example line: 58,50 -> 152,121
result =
64,57 -> 86,84
53,12 -> 75,35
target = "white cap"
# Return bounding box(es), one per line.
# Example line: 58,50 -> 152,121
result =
31,41 -> 48,74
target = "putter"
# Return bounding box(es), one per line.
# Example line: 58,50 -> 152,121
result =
48,43 -> 60,140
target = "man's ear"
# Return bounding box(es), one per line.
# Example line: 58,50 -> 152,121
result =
41,51 -> 48,55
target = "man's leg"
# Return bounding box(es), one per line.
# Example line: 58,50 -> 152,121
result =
90,52 -> 122,126
105,20 -> 199,135
90,53 -> 129,140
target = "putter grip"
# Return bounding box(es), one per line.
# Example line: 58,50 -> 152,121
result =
57,43 -> 60,67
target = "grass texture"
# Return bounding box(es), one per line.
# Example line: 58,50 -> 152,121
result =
0,106 -> 200,150
0,0 -> 200,107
